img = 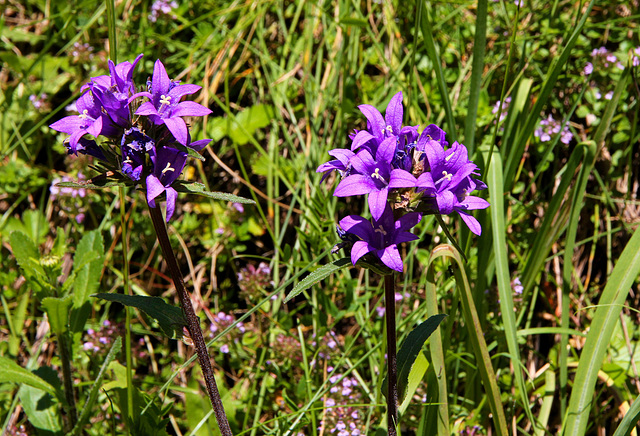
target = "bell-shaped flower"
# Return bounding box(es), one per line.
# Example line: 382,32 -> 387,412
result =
146,145 -> 188,221
316,148 -> 356,182
338,205 -> 421,272
88,54 -> 143,127
49,90 -> 120,152
416,140 -> 489,235
334,137 -> 416,221
135,59 -> 212,146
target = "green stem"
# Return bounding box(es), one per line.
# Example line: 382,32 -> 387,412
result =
119,187 -> 135,427
384,274 -> 398,435
147,204 -> 233,436
58,332 -> 78,432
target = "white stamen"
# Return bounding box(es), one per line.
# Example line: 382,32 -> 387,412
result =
374,225 -> 387,236
442,170 -> 452,181
445,152 -> 454,162
161,162 -> 175,174
371,168 -> 384,181
385,125 -> 393,133
160,94 -> 171,106
78,109 -> 89,120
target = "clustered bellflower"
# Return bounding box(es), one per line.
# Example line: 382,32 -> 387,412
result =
318,92 -> 489,273
49,54 -> 212,221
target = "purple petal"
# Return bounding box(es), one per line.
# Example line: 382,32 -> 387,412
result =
168,84 -> 203,100
368,187 -> 389,221
358,104 -> 385,141
151,60 -> 171,101
416,172 -> 435,192
423,139 -> 445,172
188,139 -> 212,151
457,210 -> 482,235
351,130 -> 375,151
50,116 -> 83,134
388,169 -> 417,189
339,215 -> 373,240
458,195 -> 490,210
375,137 -> 397,164
165,187 -> 178,221
328,148 -> 355,165
436,190 -> 456,215
334,174 -> 377,197
351,150 -> 376,175
146,174 -> 165,207
351,240 -> 374,266
393,231 -> 420,245
396,212 -> 422,232
163,116 -> 189,145
385,92 -> 403,134
378,245 -> 404,272
171,101 -> 212,118
135,101 -> 159,116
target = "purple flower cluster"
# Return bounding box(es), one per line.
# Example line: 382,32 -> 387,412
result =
319,367 -> 366,436
237,262 -> 273,301
50,173 -> 89,223
208,311 -> 247,354
49,55 -> 212,221
318,92 -> 489,273
534,114 -> 573,145
149,0 -> 178,22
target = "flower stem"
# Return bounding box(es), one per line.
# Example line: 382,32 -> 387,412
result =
148,204 -> 233,436
119,187 -> 135,429
58,332 -> 77,432
384,274 -> 398,435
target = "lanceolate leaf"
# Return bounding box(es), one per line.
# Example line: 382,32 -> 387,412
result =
284,258 -> 351,303
384,314 -> 447,404
93,293 -> 186,339
172,181 -> 255,204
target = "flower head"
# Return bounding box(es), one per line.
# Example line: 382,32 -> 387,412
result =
135,59 -> 212,146
338,205 -> 421,272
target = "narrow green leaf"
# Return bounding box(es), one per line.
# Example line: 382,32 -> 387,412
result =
564,225 -> 640,436
488,152 -> 534,425
420,5 -> 456,141
93,293 -> 186,339
612,393 -> 640,436
56,180 -> 129,189
172,181 -> 255,204
427,244 -> 509,436
284,257 -> 351,303
0,356 -> 57,397
41,296 -> 73,336
463,0 -> 487,154
72,337 -> 122,436
389,314 -> 447,404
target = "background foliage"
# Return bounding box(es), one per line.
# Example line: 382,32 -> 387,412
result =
1,0 -> 639,435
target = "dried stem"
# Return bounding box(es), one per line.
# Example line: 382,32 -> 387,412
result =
148,204 -> 233,436
384,274 -> 398,435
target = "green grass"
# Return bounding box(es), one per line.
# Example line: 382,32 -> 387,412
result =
1,0 -> 640,435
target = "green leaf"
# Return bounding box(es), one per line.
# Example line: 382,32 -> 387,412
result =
0,356 -> 58,397
70,230 -> 104,333
18,383 -> 62,435
9,231 -> 46,283
56,180 -> 129,189
72,337 -> 122,436
612,392 -> 640,436
383,314 -> 447,404
564,225 -> 640,436
93,293 -> 186,339
284,258 -> 351,303
399,351 -> 429,415
227,104 -> 274,145
41,296 -> 73,336
172,181 -> 255,204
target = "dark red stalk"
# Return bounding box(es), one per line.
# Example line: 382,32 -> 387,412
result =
148,204 -> 233,436
384,274 -> 398,435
